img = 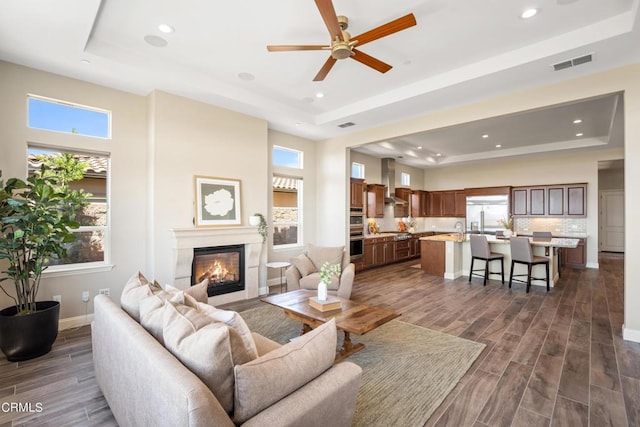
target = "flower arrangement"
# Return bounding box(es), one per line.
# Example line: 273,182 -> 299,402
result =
497,215 -> 514,231
319,261 -> 341,285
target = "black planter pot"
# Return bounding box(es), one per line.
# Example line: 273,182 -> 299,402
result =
0,301 -> 60,362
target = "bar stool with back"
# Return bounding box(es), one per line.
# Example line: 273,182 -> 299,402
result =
469,234 -> 504,286
509,236 -> 550,293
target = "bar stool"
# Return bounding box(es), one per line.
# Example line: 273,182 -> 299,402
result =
469,235 -> 504,286
509,237 -> 550,293
533,231 -> 560,278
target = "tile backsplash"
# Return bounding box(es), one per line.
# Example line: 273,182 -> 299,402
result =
514,217 -> 587,235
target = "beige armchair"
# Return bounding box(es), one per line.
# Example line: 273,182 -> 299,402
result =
285,244 -> 355,299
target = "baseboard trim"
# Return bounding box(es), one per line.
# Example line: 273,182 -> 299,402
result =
623,325 -> 640,343
586,262 -> 599,269
59,313 -> 94,331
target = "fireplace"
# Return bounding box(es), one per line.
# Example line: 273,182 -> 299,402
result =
192,244 -> 245,297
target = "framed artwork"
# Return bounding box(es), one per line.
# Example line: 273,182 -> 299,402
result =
194,176 -> 242,227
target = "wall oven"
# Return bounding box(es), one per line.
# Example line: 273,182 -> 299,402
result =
349,211 -> 365,260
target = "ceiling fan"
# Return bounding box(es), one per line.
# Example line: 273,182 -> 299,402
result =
267,0 -> 417,81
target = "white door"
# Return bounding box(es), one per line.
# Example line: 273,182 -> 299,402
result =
600,190 -> 624,252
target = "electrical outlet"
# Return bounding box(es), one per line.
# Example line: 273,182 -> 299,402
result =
53,295 -> 61,303
82,291 -> 90,303
99,288 -> 110,297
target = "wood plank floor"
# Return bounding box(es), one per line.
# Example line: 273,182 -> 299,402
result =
0,253 -> 637,426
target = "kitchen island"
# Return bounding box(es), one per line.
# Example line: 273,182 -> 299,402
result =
419,234 -> 580,288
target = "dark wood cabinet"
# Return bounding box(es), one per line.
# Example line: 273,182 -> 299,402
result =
411,190 -> 429,217
441,191 -> 456,217
455,191 -> 466,217
428,192 -> 442,216
420,240 -> 445,276
394,188 -> 412,218
561,238 -> 586,269
366,184 -> 385,218
512,183 -> 586,218
350,178 -> 365,210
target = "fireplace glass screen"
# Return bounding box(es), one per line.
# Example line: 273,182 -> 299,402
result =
192,244 -> 245,296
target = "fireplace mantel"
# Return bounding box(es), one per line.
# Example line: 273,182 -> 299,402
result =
169,226 -> 262,305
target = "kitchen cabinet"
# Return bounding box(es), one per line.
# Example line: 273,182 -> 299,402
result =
420,240 -> 445,276
350,178 -> 365,210
363,236 -> 396,268
561,238 -> 586,269
394,188 -> 412,218
395,239 -> 411,260
411,190 -> 429,217
427,190 -> 465,217
455,191 -> 466,217
512,183 -> 586,218
367,184 -> 385,218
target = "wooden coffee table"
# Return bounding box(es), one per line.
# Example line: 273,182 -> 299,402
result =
261,289 -> 400,361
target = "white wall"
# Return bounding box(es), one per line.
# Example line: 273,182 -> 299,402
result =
316,63 -> 640,341
0,61 -> 148,319
148,91 -> 269,285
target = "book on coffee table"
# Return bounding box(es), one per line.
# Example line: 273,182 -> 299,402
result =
309,296 -> 341,312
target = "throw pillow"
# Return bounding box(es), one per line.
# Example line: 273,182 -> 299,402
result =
306,243 -> 345,271
139,290 -> 187,344
163,301 -> 251,414
290,253 -> 317,277
184,299 -> 259,361
120,271 -> 163,322
165,278 -> 209,303
233,318 -> 337,424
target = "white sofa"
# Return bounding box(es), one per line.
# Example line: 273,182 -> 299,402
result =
92,294 -> 362,427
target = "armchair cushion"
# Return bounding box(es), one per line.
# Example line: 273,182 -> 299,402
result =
290,253 -> 317,277
233,319 -> 337,424
306,244 -> 345,271
299,272 -> 340,291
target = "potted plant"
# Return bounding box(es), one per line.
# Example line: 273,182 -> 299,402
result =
0,153 -> 89,361
249,213 -> 268,243
317,261 -> 341,301
497,216 -> 515,237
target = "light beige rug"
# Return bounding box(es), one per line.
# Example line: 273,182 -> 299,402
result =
241,305 -> 485,427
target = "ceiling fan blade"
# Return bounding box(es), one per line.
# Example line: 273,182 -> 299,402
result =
314,0 -> 343,41
313,56 -> 337,81
352,13 -> 417,47
351,49 -> 392,74
267,45 -> 329,52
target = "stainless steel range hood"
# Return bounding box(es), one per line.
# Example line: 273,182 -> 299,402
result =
381,158 -> 408,205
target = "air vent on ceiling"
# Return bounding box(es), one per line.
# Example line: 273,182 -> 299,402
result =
552,53 -> 593,71
337,121 -> 355,128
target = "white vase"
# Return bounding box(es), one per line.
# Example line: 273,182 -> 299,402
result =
318,282 -> 328,301
249,215 -> 261,226
503,229 -> 513,237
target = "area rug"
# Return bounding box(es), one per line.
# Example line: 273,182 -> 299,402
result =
240,305 -> 485,427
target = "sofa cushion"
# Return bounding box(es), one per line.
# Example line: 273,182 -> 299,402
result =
306,244 -> 345,272
299,272 -> 340,291
290,253 -> 317,277
139,291 -> 192,344
163,301 -> 251,414
120,271 -> 163,322
184,299 -> 259,361
233,318 -> 337,424
165,278 -> 209,303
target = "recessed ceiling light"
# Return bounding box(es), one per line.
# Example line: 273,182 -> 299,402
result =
158,24 -> 174,34
482,134 -> 489,139
81,59 -> 91,64
295,122 -> 301,126
495,144 -> 502,148
315,92 -> 325,98
521,8 -> 539,19
573,119 -> 583,124
576,133 -> 583,137
144,35 -> 168,47
417,146 -> 423,150
436,153 -> 442,157
237,72 -> 255,81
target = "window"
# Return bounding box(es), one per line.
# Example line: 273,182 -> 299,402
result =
401,172 -> 411,187
351,162 -> 365,179
273,146 -> 303,168
272,176 -> 302,247
27,146 -> 110,270
27,95 -> 111,139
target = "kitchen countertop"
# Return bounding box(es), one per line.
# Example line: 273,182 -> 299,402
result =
420,233 -> 580,248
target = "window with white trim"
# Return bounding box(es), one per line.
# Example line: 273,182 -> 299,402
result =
351,162 -> 365,179
27,146 -> 110,270
273,145 -> 303,169
272,175 -> 302,247
27,95 -> 111,139
401,172 -> 411,187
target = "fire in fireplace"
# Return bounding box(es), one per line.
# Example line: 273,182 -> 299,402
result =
192,244 -> 245,297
